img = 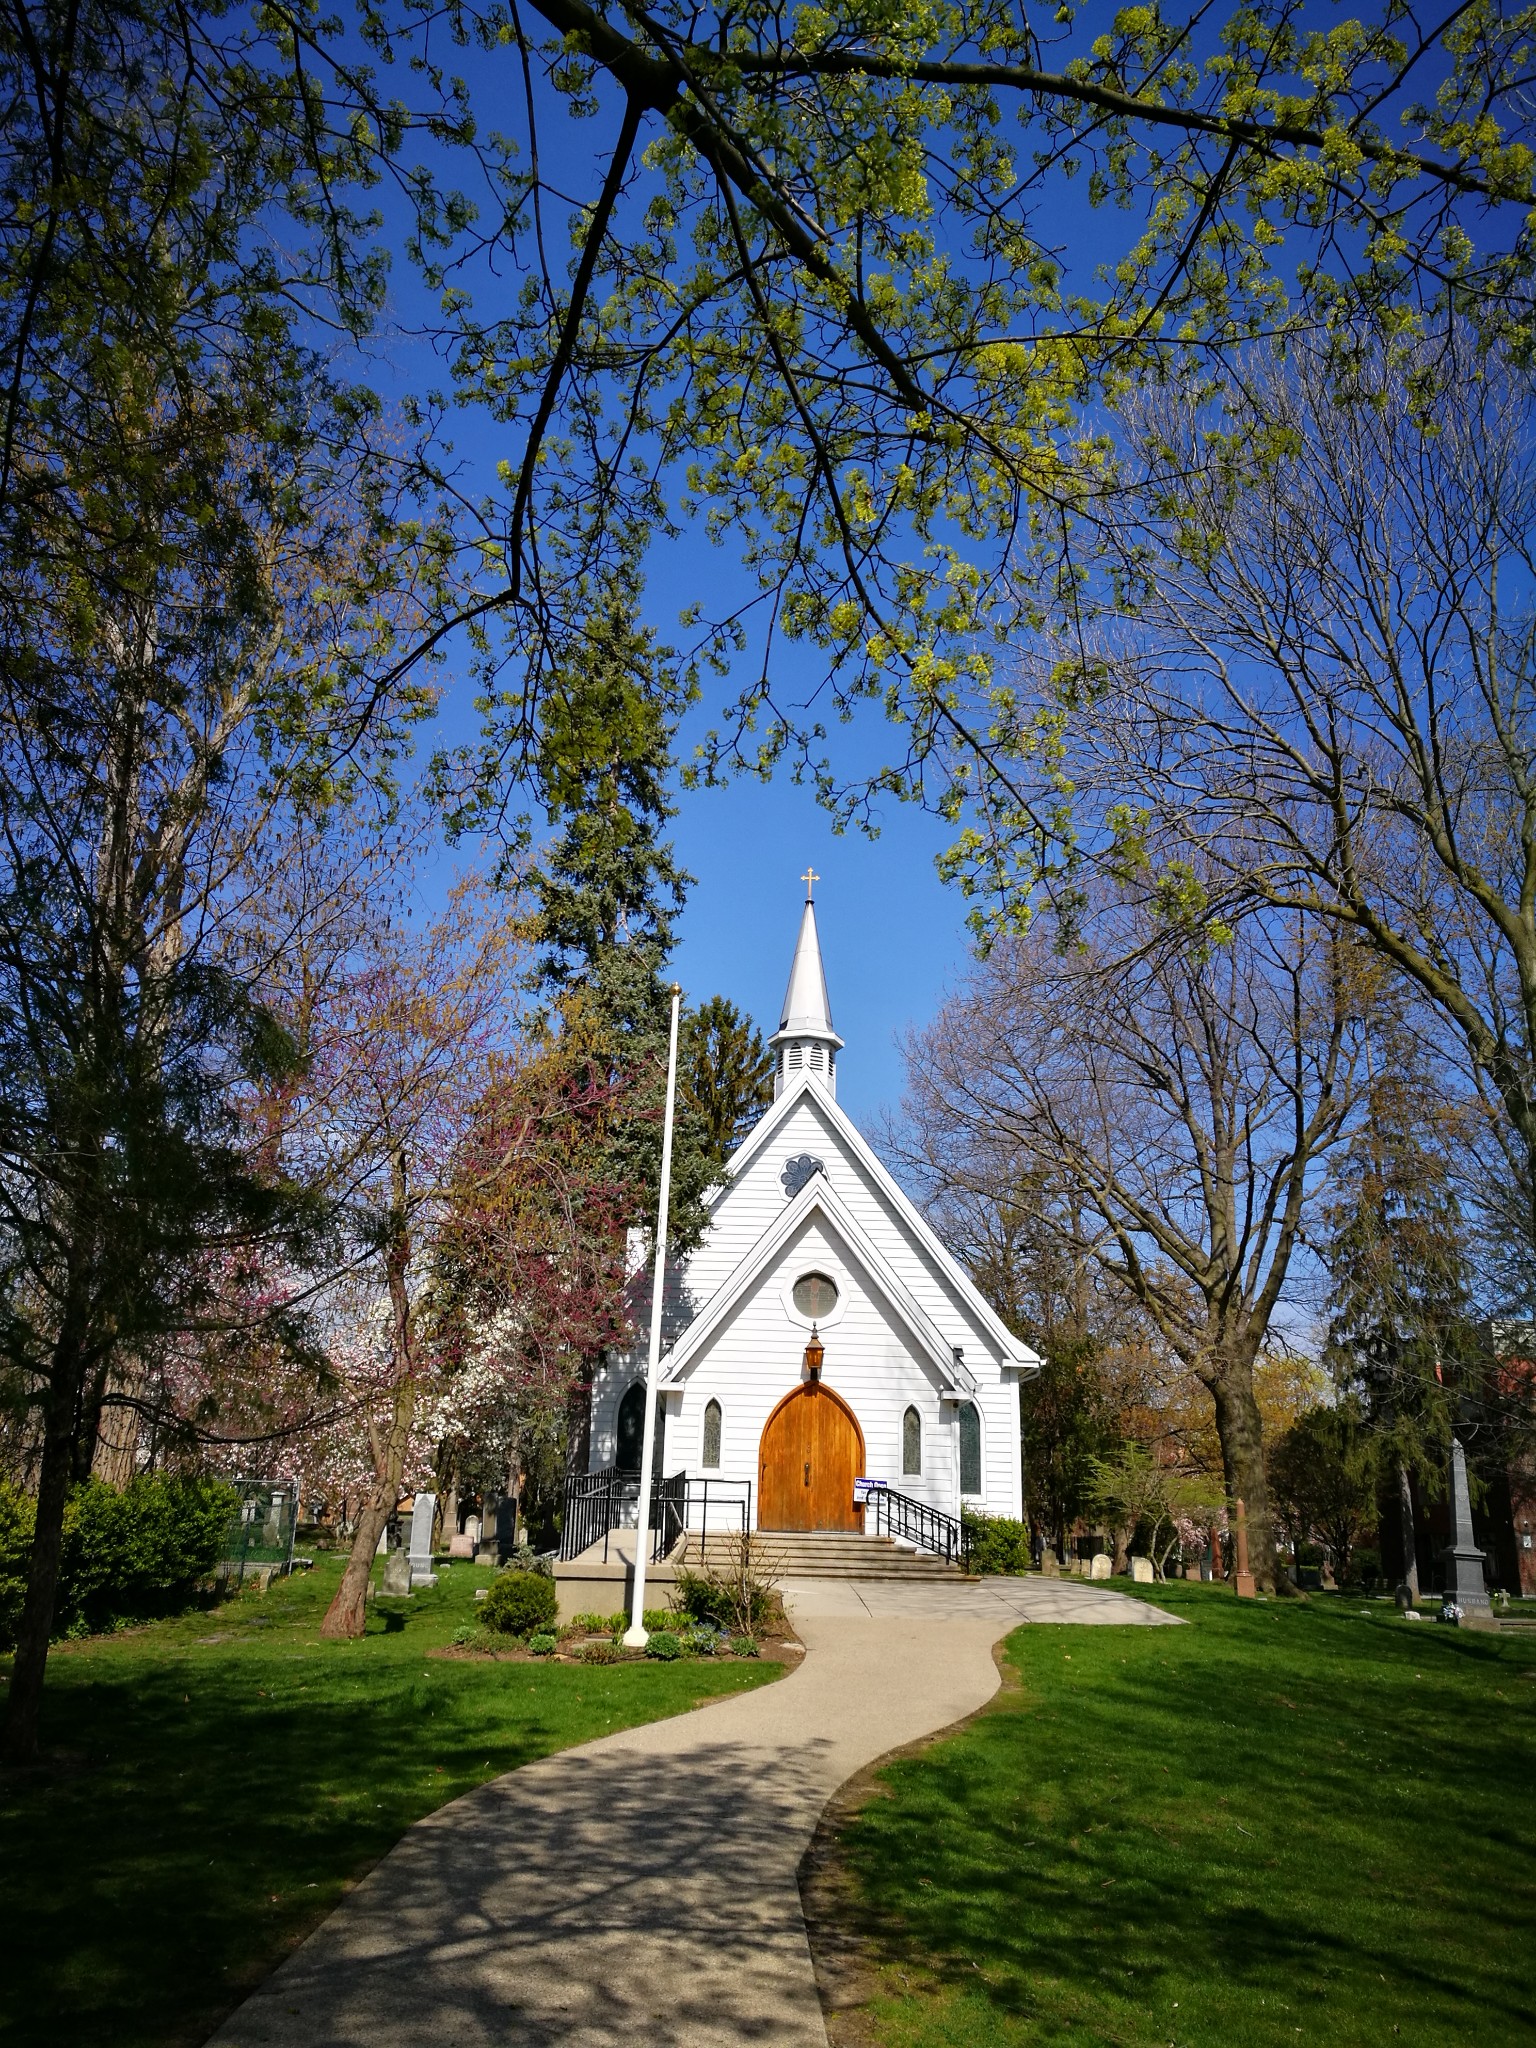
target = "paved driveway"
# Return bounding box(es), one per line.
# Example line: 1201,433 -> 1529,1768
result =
209,1577 -> 1179,2048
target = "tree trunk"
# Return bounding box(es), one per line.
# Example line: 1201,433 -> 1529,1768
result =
1397,1461 -> 1420,1599
321,1165 -> 416,1641
1209,1368 -> 1286,1593
2,1342 -> 86,1761
320,1471 -> 401,1641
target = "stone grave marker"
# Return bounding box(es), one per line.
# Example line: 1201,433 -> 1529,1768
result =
408,1491 -> 438,1588
1089,1552 -> 1112,1580
1129,1556 -> 1154,1583
381,1545 -> 412,1597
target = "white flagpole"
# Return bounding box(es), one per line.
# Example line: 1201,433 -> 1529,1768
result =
624,982 -> 683,1649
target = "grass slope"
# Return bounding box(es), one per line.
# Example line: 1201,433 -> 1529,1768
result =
0,1556 -> 778,2047
838,1583 -> 1536,2048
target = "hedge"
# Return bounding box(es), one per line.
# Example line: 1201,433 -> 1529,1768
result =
962,1510 -> 1032,1576
0,1474 -> 238,1645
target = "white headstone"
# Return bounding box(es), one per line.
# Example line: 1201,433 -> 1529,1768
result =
1090,1553 -> 1112,1580
408,1492 -> 438,1588
1129,1556 -> 1154,1583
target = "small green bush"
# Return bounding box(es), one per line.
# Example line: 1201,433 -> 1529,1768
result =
507,1542 -> 554,1578
735,1636 -> 761,1658
962,1511 -> 1031,1576
527,1632 -> 558,1656
684,1623 -> 724,1656
578,1639 -> 618,1664
645,1630 -> 683,1660
480,1569 -> 558,1637
451,1624 -> 503,1652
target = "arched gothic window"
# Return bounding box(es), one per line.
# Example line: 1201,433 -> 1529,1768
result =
615,1383 -> 645,1471
902,1405 -> 922,1476
958,1401 -> 982,1496
702,1398 -> 723,1469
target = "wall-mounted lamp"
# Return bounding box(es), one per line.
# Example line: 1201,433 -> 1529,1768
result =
804,1324 -> 825,1379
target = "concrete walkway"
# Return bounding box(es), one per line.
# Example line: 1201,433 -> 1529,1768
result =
210,1577 -> 1178,2048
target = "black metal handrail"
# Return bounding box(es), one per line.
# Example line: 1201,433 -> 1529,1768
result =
683,1477 -> 752,1547
559,1469 -> 624,1561
865,1485 -> 974,1570
651,1470 -> 688,1562
559,1466 -> 693,1562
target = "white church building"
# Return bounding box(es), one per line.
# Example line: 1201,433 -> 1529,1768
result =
582,884 -> 1040,1550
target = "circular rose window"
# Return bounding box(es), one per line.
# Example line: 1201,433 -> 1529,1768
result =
792,1271 -> 839,1318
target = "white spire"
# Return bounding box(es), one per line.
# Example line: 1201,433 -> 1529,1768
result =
769,875 -> 844,1097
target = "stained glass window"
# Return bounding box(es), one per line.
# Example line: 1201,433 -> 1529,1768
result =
958,1402 -> 982,1495
702,1398 -> 722,1469
792,1270 -> 839,1318
902,1405 -> 921,1476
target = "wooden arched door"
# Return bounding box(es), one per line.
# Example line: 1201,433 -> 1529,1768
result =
758,1383 -> 865,1531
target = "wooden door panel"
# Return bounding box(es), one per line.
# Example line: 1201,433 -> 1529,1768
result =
759,1384 -> 864,1531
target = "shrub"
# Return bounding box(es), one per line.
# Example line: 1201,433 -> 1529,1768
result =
507,1542 -> 554,1579
451,1624 -> 502,1652
962,1511 -> 1031,1576
527,1632 -> 558,1656
684,1623 -> 724,1656
643,1606 -> 674,1630
578,1639 -> 618,1664
0,1474 -> 239,1646
734,1636 -> 761,1658
673,1534 -> 784,1635
571,1611 -> 608,1632
480,1569 -> 558,1637
645,1630 -> 683,1660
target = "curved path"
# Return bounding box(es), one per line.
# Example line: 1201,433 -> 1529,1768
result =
210,1576 -> 1177,2048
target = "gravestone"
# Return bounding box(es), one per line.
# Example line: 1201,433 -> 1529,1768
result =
1040,1552 -> 1060,1578
408,1491 -> 438,1589
1129,1556 -> 1154,1583
1440,1437 -> 1491,1619
1090,1553 -> 1112,1580
1234,1497 -> 1257,1598
381,1545 -> 412,1597
495,1496 -> 518,1563
448,1532 -> 475,1559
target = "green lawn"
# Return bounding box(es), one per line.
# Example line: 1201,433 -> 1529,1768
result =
0,1555 -> 779,2048
837,1583 -> 1536,2047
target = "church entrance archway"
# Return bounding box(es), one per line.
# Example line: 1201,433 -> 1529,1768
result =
758,1382 -> 865,1531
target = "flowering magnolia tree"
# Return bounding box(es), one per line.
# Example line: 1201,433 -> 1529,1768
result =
249,840 -> 522,1639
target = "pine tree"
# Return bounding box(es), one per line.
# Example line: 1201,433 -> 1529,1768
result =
528,582 -> 713,1252
682,995 -> 774,1166
1321,1008 -> 1476,1593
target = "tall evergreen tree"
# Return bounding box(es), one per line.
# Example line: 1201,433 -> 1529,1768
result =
1321,1009 -> 1476,1594
682,995 -> 774,1166
528,582 -> 713,1252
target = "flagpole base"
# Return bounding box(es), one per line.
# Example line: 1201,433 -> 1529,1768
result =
622,1624 -> 650,1649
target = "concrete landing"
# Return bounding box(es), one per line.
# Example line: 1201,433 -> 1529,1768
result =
209,1576 -> 1179,2048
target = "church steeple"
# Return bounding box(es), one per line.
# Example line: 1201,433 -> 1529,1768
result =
769,871 -> 844,1097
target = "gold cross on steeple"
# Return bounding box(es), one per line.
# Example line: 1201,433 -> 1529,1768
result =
801,866 -> 820,901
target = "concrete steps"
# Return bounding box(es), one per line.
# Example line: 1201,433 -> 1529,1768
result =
674,1528 -> 969,1582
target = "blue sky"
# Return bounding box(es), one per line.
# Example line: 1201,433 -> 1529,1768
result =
666,746 -> 971,1132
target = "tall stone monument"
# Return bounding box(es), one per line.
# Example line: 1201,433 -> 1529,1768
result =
408,1491 -> 438,1589
1234,1497 -> 1257,1599
1440,1438 -> 1490,1619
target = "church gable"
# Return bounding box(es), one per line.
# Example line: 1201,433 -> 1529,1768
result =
664,1173 -> 976,1393
688,1076 -> 1037,1378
